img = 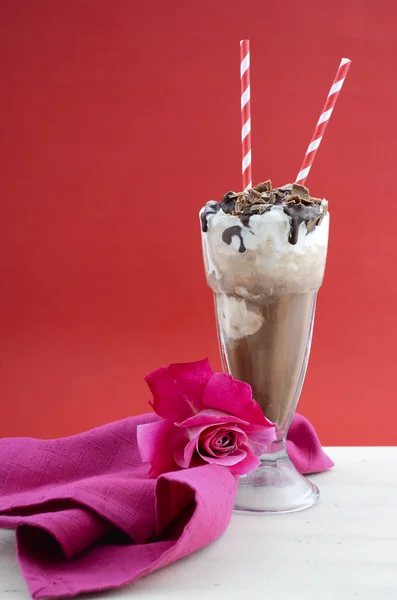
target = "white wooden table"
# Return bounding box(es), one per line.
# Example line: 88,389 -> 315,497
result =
1,447 -> 397,600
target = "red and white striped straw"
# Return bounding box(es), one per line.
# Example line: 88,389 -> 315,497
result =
240,40 -> 252,191
296,58 -> 351,185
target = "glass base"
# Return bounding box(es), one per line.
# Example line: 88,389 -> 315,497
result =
234,450 -> 319,514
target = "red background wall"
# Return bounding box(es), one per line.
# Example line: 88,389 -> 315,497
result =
0,0 -> 395,444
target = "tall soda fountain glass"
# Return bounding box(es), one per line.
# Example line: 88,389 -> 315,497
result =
200,181 -> 329,513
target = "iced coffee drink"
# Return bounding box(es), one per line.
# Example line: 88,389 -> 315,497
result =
200,180 -> 329,435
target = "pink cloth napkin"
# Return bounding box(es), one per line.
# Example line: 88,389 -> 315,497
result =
0,412 -> 332,599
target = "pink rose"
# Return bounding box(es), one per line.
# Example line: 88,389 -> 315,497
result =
137,359 -> 276,477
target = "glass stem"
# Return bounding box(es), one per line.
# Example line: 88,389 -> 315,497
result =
259,435 -> 287,462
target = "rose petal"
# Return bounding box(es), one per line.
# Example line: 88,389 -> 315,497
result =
228,445 -> 261,475
145,359 -> 213,422
178,408 -> 249,429
137,420 -> 187,477
187,422 -> 249,443
287,413 -> 334,474
202,373 -> 273,428
174,437 -> 197,468
167,359 -> 214,408
199,433 -> 218,457
204,428 -> 235,446
200,429 -> 236,457
197,447 -> 247,466
202,427 -> 246,448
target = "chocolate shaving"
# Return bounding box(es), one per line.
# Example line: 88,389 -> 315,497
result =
228,191 -> 246,198
306,218 -> 318,233
286,196 -> 299,205
244,193 -> 261,206
234,198 -> 244,213
291,183 -> 310,200
278,184 -> 293,192
254,180 -> 272,194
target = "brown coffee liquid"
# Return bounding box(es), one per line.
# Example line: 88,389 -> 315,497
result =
216,292 -> 316,431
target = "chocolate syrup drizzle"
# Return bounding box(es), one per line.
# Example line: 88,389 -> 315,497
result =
200,200 -> 220,233
221,225 -> 247,253
201,180 -> 327,249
